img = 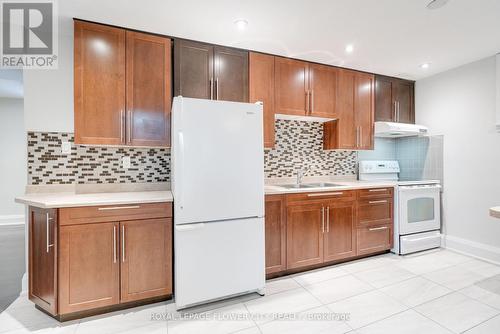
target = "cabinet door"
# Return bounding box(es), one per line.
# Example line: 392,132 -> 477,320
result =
174,39 -> 214,99
275,57 -> 309,116
29,207 -> 57,315
309,64 -> 337,118
59,222 -> 120,314
335,69 -> 356,149
249,52 -> 275,148
74,21 -> 126,145
286,203 -> 324,269
120,218 -> 172,302
214,46 -> 248,102
394,80 -> 414,124
126,32 -> 172,147
375,76 -> 394,122
324,201 -> 357,262
265,195 -> 286,274
355,72 -> 375,150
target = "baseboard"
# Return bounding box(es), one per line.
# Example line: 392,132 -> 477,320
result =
0,214 -> 25,226
442,234 -> 500,265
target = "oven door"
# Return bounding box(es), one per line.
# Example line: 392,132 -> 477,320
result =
399,184 -> 441,235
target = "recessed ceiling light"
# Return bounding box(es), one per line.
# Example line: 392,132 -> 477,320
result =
420,63 -> 430,69
234,19 -> 248,30
427,0 -> 450,10
345,44 -> 354,54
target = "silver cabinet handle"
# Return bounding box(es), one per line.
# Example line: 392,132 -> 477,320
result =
368,200 -> 388,204
127,109 -> 132,144
120,110 -> 125,143
216,77 -> 219,100
210,77 -> 214,100
45,213 -> 54,253
307,192 -> 344,197
369,226 -> 389,231
305,90 -> 310,113
393,101 -> 397,122
397,101 -> 400,122
310,89 -> 314,113
122,225 -> 126,263
368,188 -> 388,192
113,225 -> 117,263
321,207 -> 325,233
326,207 -> 330,233
359,127 -> 363,147
98,205 -> 141,211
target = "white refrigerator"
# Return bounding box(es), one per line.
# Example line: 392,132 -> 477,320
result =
171,97 -> 265,309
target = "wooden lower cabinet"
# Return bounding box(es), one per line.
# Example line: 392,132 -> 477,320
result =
59,222 -> 120,314
29,203 -> 172,319
264,195 -> 286,274
120,218 -> 172,303
324,201 -> 357,262
270,189 -> 394,275
357,224 -> 393,256
286,202 -> 324,269
29,207 -> 58,315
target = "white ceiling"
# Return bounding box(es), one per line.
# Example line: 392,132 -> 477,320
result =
61,0 -> 500,80
0,70 -> 23,99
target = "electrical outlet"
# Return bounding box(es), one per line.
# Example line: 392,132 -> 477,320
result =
61,141 -> 71,154
122,156 -> 131,169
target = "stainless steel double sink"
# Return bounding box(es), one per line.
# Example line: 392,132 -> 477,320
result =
278,182 -> 343,189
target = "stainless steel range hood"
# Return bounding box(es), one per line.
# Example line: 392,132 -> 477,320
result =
374,122 -> 428,138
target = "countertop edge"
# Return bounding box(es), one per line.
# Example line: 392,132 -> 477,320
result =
264,182 -> 397,195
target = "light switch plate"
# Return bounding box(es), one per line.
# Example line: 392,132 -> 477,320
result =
61,141 -> 71,154
122,156 -> 131,169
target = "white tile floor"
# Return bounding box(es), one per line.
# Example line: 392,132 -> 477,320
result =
2,249 -> 500,334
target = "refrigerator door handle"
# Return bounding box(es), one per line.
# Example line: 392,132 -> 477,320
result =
178,131 -> 185,210
176,223 -> 206,231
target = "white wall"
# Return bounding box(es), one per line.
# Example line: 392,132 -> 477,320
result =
23,16 -> 74,132
416,56 -> 500,259
0,98 -> 26,224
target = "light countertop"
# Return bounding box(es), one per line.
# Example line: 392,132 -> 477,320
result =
490,207 -> 500,219
265,180 -> 397,195
15,190 -> 173,209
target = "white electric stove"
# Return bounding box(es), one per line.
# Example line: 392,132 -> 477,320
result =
359,161 -> 442,255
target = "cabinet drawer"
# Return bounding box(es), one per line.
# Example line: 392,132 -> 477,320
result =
59,202 -> 172,226
357,224 -> 393,255
358,187 -> 393,199
287,190 -> 356,204
358,198 -> 393,227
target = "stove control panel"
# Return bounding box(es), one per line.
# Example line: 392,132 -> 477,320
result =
359,160 -> 400,174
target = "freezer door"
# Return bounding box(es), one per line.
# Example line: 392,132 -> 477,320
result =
174,218 -> 265,309
171,97 -> 264,224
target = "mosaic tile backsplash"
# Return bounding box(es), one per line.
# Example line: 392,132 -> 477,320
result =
28,132 -> 170,185
264,120 -> 357,178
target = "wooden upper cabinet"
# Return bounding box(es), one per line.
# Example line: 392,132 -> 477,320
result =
375,75 -> 414,124
126,31 -> 171,146
173,39 -> 248,102
275,57 -> 309,116
286,202 -> 324,269
375,76 -> 393,122
214,46 -> 248,102
324,69 -> 374,150
29,207 -> 58,315
323,201 -> 356,262
120,218 -> 172,303
264,195 -> 286,275
394,80 -> 414,123
355,72 -> 375,150
74,21 -> 126,145
309,64 -> 338,118
249,52 -> 275,148
59,222 -> 120,314
174,39 -> 213,99
74,21 -> 172,147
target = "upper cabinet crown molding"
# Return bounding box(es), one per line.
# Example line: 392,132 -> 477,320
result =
174,39 -> 248,103
74,20 -> 172,147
